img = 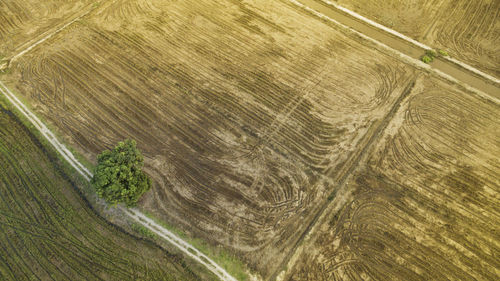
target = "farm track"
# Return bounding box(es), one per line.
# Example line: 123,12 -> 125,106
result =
285,77 -> 500,280
331,0 -> 500,78
0,0 -> 95,58
0,93 -> 200,280
2,0 -> 422,277
269,78 -> 416,281
2,0 -> 498,280
294,0 -> 500,100
0,80 -> 236,281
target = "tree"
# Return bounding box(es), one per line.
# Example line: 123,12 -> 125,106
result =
91,139 -> 151,207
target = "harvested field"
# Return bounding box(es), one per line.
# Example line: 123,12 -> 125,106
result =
0,100 -> 201,280
0,0 -> 93,58
3,0 -> 418,276
285,76 -> 500,280
331,0 -> 500,77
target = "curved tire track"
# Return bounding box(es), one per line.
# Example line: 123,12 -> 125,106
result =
0,81 -> 237,281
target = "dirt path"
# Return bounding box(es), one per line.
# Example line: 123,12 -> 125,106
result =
269,1 -> 499,279
292,0 -> 500,100
269,79 -> 417,281
0,81 -> 237,281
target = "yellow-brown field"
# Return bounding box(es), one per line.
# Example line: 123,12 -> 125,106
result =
3,0 -> 419,276
284,76 -> 499,280
0,0 -> 93,57
1,0 -> 499,280
332,0 -> 500,77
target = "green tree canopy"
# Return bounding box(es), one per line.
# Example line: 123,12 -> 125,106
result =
91,139 -> 151,207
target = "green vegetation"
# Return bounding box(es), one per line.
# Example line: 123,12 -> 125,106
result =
143,211 -> 251,281
130,222 -> 156,239
92,139 -> 151,207
421,49 -> 449,63
425,49 -> 437,58
421,49 -> 437,63
421,55 -> 433,63
0,95 -> 200,280
0,58 -> 9,74
438,49 -> 449,56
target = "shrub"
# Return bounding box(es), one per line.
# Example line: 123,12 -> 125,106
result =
438,49 -> 449,56
421,55 -> 433,64
91,139 -> 151,207
425,49 -> 437,58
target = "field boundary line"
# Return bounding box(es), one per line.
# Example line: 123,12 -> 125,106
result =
289,0 -> 499,104
0,80 -> 237,281
7,4 -> 100,65
270,78 -> 417,281
0,82 -> 92,180
318,0 -> 500,85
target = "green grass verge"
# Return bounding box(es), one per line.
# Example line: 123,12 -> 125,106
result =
0,84 -> 253,281
142,210 -> 252,281
0,93 -> 199,280
130,222 -> 157,239
0,82 -> 95,171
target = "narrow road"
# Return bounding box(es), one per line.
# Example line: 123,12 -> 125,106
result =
0,81 -> 237,281
269,1 -> 499,279
3,1 -> 497,280
292,0 -> 500,100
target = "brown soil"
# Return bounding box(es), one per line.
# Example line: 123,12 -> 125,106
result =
284,76 -> 500,280
2,0 -> 418,277
0,0 -> 93,57
332,0 -> 500,77
2,0 -> 498,280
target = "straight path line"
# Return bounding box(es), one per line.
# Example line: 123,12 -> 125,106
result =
290,0 -> 499,102
0,81 -> 237,281
319,0 -> 500,85
1,1 -> 237,279
8,5 -> 97,64
269,79 -> 416,281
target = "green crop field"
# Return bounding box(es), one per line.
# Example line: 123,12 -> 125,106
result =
0,98 -> 200,280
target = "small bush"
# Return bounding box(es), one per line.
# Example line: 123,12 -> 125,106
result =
438,49 -> 449,56
425,50 -> 437,58
421,55 -> 433,64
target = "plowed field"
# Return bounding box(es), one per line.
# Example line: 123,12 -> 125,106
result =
3,0 -> 418,276
0,0 -> 93,58
0,99 -> 200,280
285,76 -> 500,280
331,0 -> 500,77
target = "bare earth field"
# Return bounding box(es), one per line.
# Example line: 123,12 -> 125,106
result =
1,0 -> 499,280
331,0 -> 500,77
0,0 -> 93,58
284,76 -> 500,280
2,0 -> 419,277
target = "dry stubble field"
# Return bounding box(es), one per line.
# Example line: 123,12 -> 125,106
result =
2,0 -> 419,277
1,0 -> 499,280
285,76 -> 500,280
0,0 -> 93,58
331,0 -> 500,77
